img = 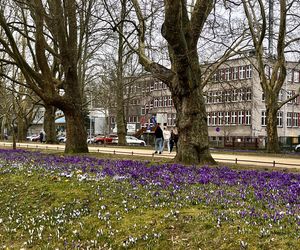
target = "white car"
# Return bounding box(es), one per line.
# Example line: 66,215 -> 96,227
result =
26,134 -> 40,141
87,136 -> 95,144
111,135 -> 146,146
126,136 -> 146,146
57,135 -> 66,143
295,144 -> 300,152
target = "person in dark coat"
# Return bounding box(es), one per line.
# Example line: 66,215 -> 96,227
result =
169,130 -> 175,153
170,129 -> 179,153
154,123 -> 164,154
39,131 -> 44,143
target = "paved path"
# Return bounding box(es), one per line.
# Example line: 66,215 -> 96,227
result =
0,141 -> 300,169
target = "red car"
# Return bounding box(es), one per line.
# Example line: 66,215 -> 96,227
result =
94,136 -> 113,144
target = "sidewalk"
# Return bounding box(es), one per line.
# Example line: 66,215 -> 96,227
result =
0,141 -> 300,169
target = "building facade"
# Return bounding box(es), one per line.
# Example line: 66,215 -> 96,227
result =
204,57 -> 300,147
112,57 -> 300,147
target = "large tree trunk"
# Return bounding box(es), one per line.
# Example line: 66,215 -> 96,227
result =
64,108 -> 88,153
116,0 -> 127,145
44,105 -> 57,144
266,104 -> 280,153
17,117 -> 27,142
174,87 -> 215,164
132,0 -> 215,164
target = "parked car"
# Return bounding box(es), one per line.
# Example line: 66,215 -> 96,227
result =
87,136 -> 95,144
111,135 -> 146,146
26,134 -> 40,142
110,134 -> 118,144
295,144 -> 300,152
126,135 -> 146,146
57,135 -> 66,143
94,135 -> 113,144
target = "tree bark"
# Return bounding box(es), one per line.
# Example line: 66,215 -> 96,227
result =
174,85 -> 214,164
64,108 -> 88,153
44,105 -> 57,144
116,0 -> 127,145
17,117 -> 27,142
266,102 -> 280,153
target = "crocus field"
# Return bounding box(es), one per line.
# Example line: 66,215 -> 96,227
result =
0,149 -> 300,249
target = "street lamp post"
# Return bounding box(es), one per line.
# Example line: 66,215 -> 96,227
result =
89,92 -> 93,142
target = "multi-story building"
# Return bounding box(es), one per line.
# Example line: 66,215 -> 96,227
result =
108,75 -> 176,134
204,56 -> 300,147
108,57 -> 300,147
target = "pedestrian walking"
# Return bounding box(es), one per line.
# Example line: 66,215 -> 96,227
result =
169,130 -> 175,153
154,123 -> 164,154
170,129 -> 179,153
163,126 -> 171,152
39,131 -> 44,143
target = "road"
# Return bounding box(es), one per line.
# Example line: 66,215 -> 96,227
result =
0,141 -> 300,169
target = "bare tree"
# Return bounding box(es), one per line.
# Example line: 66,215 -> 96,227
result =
0,0 -> 101,153
242,0 -> 300,152
127,0 -> 216,164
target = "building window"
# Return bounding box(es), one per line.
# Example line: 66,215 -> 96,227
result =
231,111 -> 237,125
219,69 -> 225,81
110,117 -> 116,125
232,89 -> 238,102
232,67 -> 238,80
213,92 -> 218,103
294,70 -> 300,83
167,113 -> 176,126
150,99 -> 154,109
261,111 -> 267,126
150,82 -> 154,92
239,66 -> 245,79
141,104 -> 149,115
158,97 -> 162,107
293,113 -> 299,127
287,69 -> 293,82
207,92 -> 213,103
224,112 -> 230,125
218,112 -> 223,125
287,112 -> 292,127
213,72 -> 219,82
212,112 -> 217,126
238,89 -> 245,101
245,65 -> 252,79
217,91 -> 223,103
163,96 -> 168,107
277,111 -> 283,127
287,90 -> 294,103
238,111 -> 244,125
224,90 -> 231,102
245,111 -> 251,125
246,88 -> 252,101
207,113 -> 211,126
225,68 -> 231,81
128,116 -> 139,123
167,96 -> 173,106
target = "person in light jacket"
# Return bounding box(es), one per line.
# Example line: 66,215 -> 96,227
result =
163,127 -> 171,152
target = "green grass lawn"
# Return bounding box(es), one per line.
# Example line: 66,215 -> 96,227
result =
0,149 -> 299,249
